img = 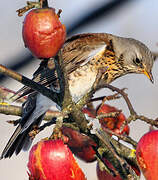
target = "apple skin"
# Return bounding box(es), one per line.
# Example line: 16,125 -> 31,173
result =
28,139 -> 86,180
61,126 -> 97,163
136,130 -> 158,180
23,8 -> 66,58
97,104 -> 130,136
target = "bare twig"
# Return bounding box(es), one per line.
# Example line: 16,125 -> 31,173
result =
96,111 -> 121,119
0,86 -> 26,103
54,52 -> 89,132
0,104 -> 61,121
90,93 -> 121,103
0,105 -> 22,117
102,126 -> 137,148
132,114 -> 158,128
97,83 -> 136,115
16,1 -> 41,17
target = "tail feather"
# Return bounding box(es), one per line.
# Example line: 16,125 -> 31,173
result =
1,125 -> 22,159
1,58 -> 56,159
5,132 -> 24,158
1,113 -> 45,159
15,128 -> 32,155
15,114 -> 44,154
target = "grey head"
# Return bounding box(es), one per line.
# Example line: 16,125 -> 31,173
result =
111,35 -> 154,83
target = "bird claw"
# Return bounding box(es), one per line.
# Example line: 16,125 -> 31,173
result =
49,127 -> 62,140
29,126 -> 40,140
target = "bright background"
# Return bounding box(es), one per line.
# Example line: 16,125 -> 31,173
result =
0,0 -> 158,179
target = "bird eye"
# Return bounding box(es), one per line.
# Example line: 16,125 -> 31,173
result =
133,58 -> 141,65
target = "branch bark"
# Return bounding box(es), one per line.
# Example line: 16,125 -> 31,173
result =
0,104 -> 61,121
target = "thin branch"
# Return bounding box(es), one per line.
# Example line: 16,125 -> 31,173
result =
90,93 -> 121,103
0,86 -> 26,103
54,52 -> 89,132
16,1 -> 41,17
0,105 -> 22,117
96,111 -> 121,119
0,104 -> 61,121
133,114 -> 158,128
102,126 -> 137,148
97,83 -> 136,115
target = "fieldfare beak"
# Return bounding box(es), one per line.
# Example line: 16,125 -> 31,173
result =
143,69 -> 154,83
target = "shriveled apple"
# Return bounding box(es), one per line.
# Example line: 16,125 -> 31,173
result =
23,8 -> 66,58
61,126 -> 97,163
97,104 -> 130,136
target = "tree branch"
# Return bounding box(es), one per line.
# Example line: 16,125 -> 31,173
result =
0,104 -> 61,121
96,129 -> 139,180
0,85 -> 26,103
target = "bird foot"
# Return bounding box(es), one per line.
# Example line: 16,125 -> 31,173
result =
49,127 -> 68,143
29,126 -> 40,140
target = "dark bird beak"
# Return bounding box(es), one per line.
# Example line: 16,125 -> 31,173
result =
143,69 -> 154,83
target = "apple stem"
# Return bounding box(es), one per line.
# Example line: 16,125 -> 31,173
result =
39,0 -> 48,8
57,9 -> 62,18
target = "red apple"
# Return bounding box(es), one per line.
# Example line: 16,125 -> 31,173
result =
28,139 -> 86,180
61,126 -> 97,162
136,130 -> 158,180
97,104 -> 130,136
23,8 -> 66,58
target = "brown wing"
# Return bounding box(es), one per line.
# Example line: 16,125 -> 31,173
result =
10,58 -> 56,101
62,33 -> 109,73
12,33 -> 110,101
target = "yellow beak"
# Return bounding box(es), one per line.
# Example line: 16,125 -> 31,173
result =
143,69 -> 154,83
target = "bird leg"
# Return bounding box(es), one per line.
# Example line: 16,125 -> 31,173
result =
29,125 -> 40,140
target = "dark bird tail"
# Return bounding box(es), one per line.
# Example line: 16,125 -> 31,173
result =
1,58 -> 55,159
1,125 -> 22,159
0,113 -> 44,159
